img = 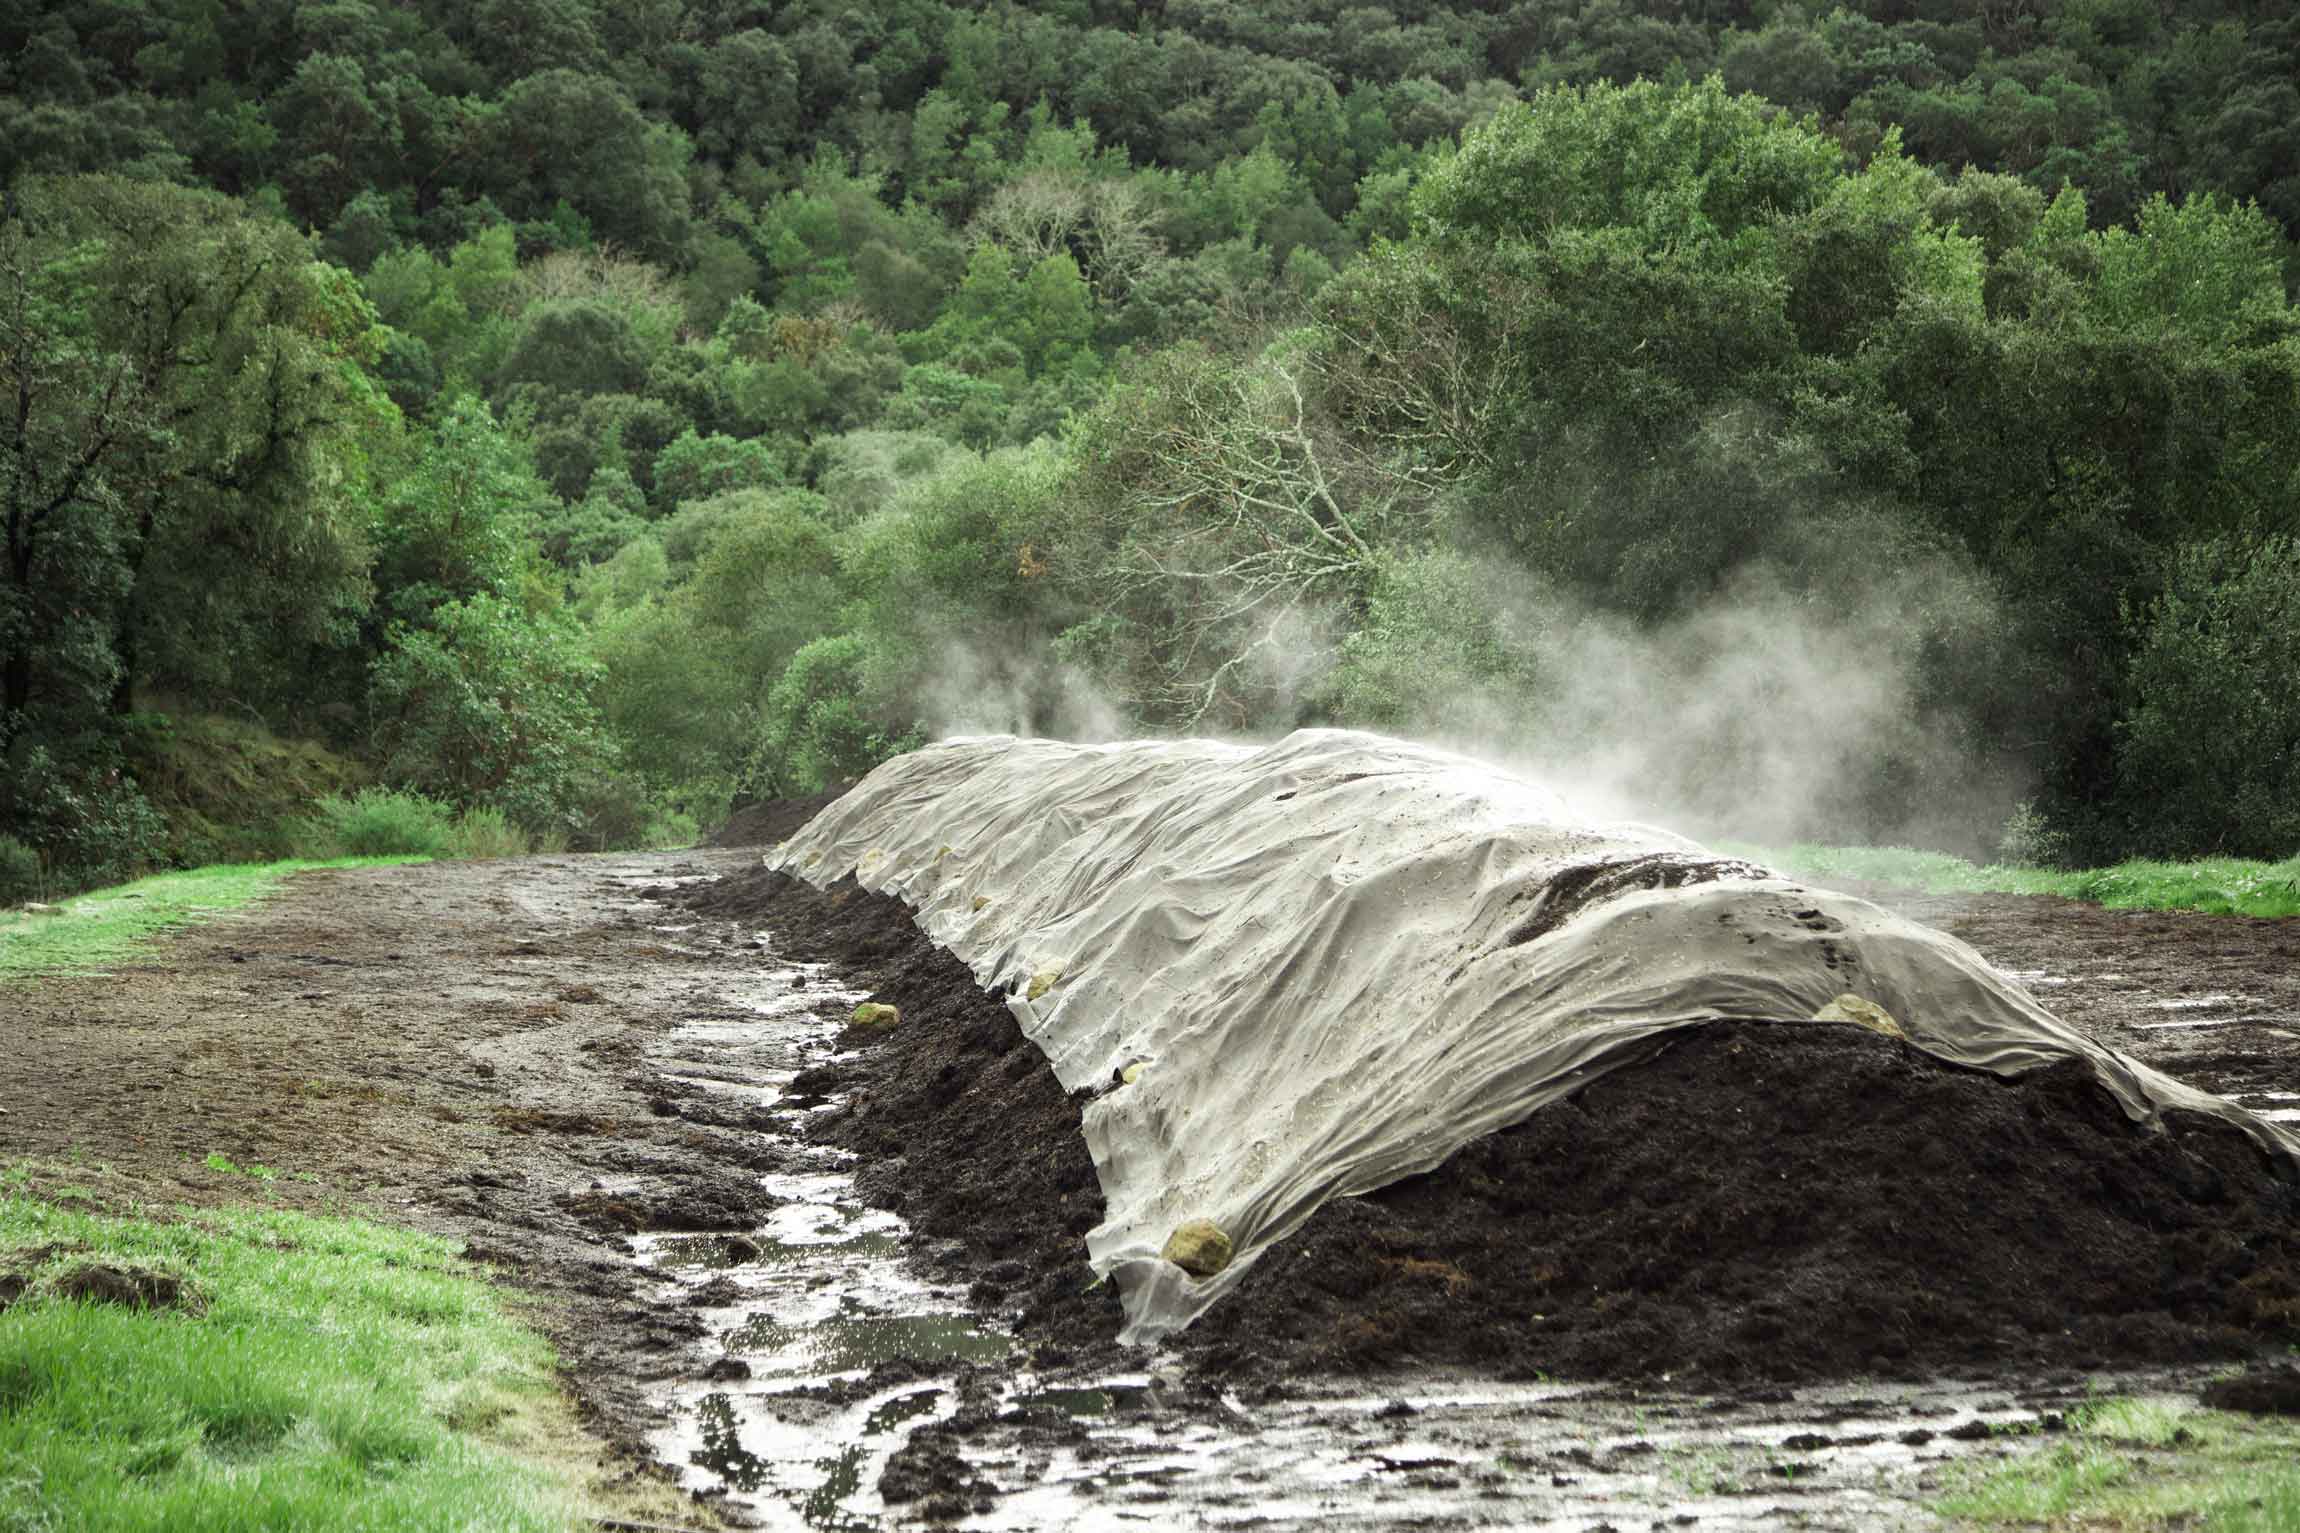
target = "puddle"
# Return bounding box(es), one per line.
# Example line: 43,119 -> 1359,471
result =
930,1373 -> 2132,1532
1999,968 -> 2071,988
631,940 -> 1019,1528
629,877 -> 2225,1530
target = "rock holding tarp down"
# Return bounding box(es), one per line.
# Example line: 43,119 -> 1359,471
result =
768,729 -> 2300,1345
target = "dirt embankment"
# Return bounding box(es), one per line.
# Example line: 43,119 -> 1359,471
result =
677,867 -> 2300,1386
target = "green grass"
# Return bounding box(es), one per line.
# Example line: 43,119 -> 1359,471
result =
0,1190 -> 582,1532
0,857 -> 422,980
1939,1392 -> 2300,1530
1731,843 -> 2300,919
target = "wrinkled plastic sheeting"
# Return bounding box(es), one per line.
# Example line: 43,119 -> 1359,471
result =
767,730 -> 2300,1345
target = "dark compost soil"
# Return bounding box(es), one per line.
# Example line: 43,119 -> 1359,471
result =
708,785 -> 853,849
677,866 -> 2300,1386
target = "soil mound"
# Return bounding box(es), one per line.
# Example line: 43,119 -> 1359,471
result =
54,1263 -> 205,1314
680,867 -> 2300,1384
708,786 -> 851,849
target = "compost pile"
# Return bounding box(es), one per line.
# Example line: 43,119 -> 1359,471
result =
708,783 -> 851,849
683,731 -> 2300,1381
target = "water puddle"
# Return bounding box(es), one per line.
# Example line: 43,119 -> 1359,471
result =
931,1373 -> 2125,1532
626,875 -> 2220,1530
629,941 -> 1029,1528
1999,968 -> 2071,988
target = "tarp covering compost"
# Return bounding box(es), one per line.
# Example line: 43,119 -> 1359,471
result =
766,729 -> 2300,1344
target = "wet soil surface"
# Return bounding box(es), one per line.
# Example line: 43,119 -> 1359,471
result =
1,851 -> 794,1518
686,873 -> 2300,1388
6,847 -> 2298,1530
1838,883 -> 2300,1123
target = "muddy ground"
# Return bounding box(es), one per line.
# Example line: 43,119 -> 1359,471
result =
685,870 -> 2300,1385
0,852 -> 793,1522
4,849 -> 2297,1529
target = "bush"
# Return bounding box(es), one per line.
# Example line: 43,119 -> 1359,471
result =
297,790 -> 456,858
0,835 -> 42,906
747,635 -> 916,796
2116,535 -> 2300,858
445,807 -> 529,859
368,595 -> 621,835
1320,549 -> 1543,733
1994,801 -> 2073,869
2,746 -> 168,893
638,802 -> 701,850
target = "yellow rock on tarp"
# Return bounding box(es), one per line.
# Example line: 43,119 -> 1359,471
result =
1813,993 -> 1905,1038
1026,967 -> 1063,1001
1160,1219 -> 1233,1278
1119,1061 -> 1147,1086
849,1003 -> 901,1029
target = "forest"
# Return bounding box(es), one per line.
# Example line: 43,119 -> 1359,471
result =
4,0 -> 2298,897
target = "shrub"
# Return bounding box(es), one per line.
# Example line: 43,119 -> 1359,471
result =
0,835 -> 42,907
368,595 -> 621,835
1995,801 -> 2072,869
638,802 -> 701,850
2116,535 -> 2300,858
445,807 -> 529,860
297,789 -> 456,858
747,635 -> 916,796
2,746 -> 168,893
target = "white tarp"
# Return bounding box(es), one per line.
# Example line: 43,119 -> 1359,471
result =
767,729 -> 2300,1344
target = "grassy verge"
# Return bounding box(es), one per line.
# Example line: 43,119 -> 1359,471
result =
1735,844 -> 2300,920
0,1182 -> 585,1531
1939,1393 -> 2300,1530
0,857 -> 422,980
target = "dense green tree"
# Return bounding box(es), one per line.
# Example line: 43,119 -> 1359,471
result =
8,0 -> 2300,885
2117,536 -> 2300,858
366,397 -> 550,622
368,592 -> 620,834
1,176 -> 375,742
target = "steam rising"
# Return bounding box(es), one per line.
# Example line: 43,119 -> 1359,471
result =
912,548 -> 2026,858
1417,563 -> 2029,854
899,443 -> 2025,855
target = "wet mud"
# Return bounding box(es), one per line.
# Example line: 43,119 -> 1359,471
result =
678,870 -> 2300,1389
8,830 -> 2297,1529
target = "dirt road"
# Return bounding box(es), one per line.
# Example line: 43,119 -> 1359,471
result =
4,852 -> 2295,1530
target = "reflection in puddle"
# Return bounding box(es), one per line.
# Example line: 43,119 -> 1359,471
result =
1020,1383 -> 1152,1416
633,873 -> 2211,1531
721,1312 -> 1013,1370
693,1392 -> 773,1492
863,1389 -> 943,1435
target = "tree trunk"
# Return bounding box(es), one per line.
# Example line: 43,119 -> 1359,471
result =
2,647 -> 26,725
108,626 -> 135,716
3,534 -> 31,725
110,503 -> 157,716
